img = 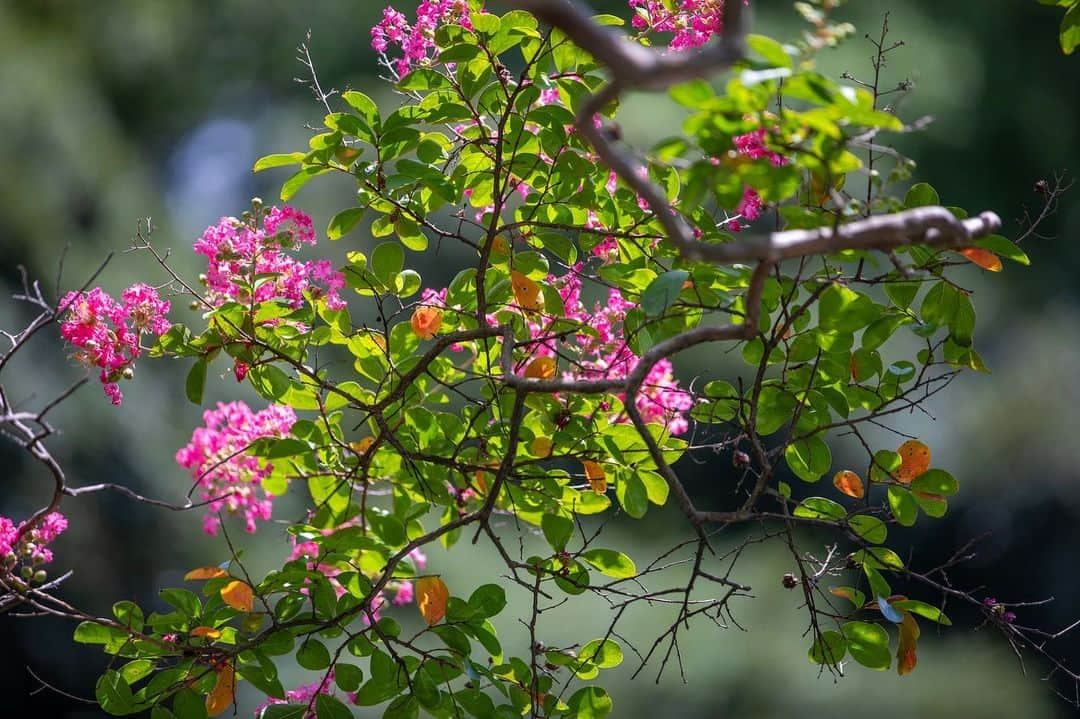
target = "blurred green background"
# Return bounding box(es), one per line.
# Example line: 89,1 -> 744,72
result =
1,1 -> 1078,716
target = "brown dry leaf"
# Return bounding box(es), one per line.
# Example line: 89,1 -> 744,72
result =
416,576 -> 450,626
583,460 -> 607,495
511,271 -> 544,312
832,470 -> 865,499
524,356 -> 557,380
897,611 -> 921,676
959,247 -> 1003,272
184,566 -> 228,581
220,580 -> 254,613
190,626 -> 222,640
893,440 -> 931,484
205,664 -> 236,717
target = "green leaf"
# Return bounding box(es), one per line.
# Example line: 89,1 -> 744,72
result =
911,469 -> 959,496
280,167 -> 328,201
96,670 -> 136,715
615,473 -> 649,519
893,599 -> 952,626
849,515 -> 887,544
253,153 -> 305,173
468,584 -> 507,618
784,436 -> 832,482
580,549 -> 636,579
185,357 -> 208,405
315,695 -> 353,719
640,270 -> 689,317
580,639 -> 623,669
793,496 -> 845,521
383,695 -> 420,719
974,235 -> 1030,265
818,284 -> 877,333
888,485 -> 919,527
259,706 -> 308,719
372,242 -> 405,285
566,686 -> 613,719
541,513 -> 574,552
843,621 -> 891,670
808,630 -> 847,665
1062,4 -> 1080,54
297,638 -> 332,670
327,208 -> 365,240
747,34 -> 793,68
904,182 -> 940,208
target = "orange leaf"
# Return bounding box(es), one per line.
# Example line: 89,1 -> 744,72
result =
583,460 -> 607,495
351,436 -> 376,455
829,587 -> 859,603
893,440 -> 931,484
205,664 -> 236,717
959,247 -> 1003,272
220,580 -> 254,612
832,470 -> 865,499
184,566 -> 228,581
511,271 -> 544,312
530,437 -> 553,458
524,356 -> 557,380
190,626 -> 222,639
897,611 -> 921,676
491,235 -> 510,257
410,306 -> 443,340
415,576 -> 449,626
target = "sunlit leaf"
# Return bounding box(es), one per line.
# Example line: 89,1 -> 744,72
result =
511,270 -> 544,312
893,440 -> 931,484
184,566 -> 228,581
583,460 -> 607,494
416,576 -> 450,626
410,306 -> 442,340
524,356 -> 557,380
959,247 -> 1003,272
205,664 -> 235,717
190,626 -> 222,640
829,586 -> 866,608
832,470 -> 864,499
220,580 -> 254,612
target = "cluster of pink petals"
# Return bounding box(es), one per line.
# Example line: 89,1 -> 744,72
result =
194,206 -> 345,313
175,401 -> 296,535
1,512 -> 67,568
371,1 -> 474,77
733,128 -> 787,167
59,284 -> 171,405
630,0 -> 738,51
254,671 -> 356,719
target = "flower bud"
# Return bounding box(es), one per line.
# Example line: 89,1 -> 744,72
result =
21,565 -> 33,580
32,570 -> 47,584
121,366 -> 135,380
3,551 -> 16,565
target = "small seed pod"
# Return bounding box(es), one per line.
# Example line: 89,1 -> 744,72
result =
781,572 -> 799,589
121,366 -> 135,380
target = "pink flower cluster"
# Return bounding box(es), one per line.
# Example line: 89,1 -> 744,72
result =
175,401 -> 297,535
733,129 -> 787,167
371,1 -> 474,77
59,284 -> 171,404
541,269 -> 693,434
630,0 -> 739,51
194,205 -> 345,313
255,671 -> 356,719
1,512 -> 68,578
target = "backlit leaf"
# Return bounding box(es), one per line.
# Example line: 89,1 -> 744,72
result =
583,460 -> 607,494
220,580 -> 254,612
205,665 -> 235,717
524,356 -> 557,380
893,440 -> 931,484
190,626 -> 221,640
897,611 -> 921,676
416,576 -> 450,626
959,247 -> 1003,272
185,566 -> 228,581
833,470 -> 864,499
511,270 -> 544,312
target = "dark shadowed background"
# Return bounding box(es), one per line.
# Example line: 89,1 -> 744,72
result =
1,1 -> 1079,717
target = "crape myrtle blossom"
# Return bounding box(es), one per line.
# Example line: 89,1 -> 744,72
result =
175,401 -> 297,536
371,1 -> 474,77
630,0 -> 748,52
1,511 -> 68,584
59,284 -> 171,404
254,671 -> 357,719
194,205 -> 345,313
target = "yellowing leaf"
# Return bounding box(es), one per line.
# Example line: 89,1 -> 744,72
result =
583,460 -> 607,495
524,356 -> 557,380
897,611 -> 921,676
205,664 -> 235,717
530,437 -> 553,458
220,580 -> 254,612
832,470 -> 865,499
410,306 -> 443,340
190,626 -> 222,639
511,271 -> 544,312
415,576 -> 449,626
350,436 -> 375,455
491,235 -> 510,257
893,440 -> 931,484
184,566 -> 228,581
959,247 -> 1003,272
